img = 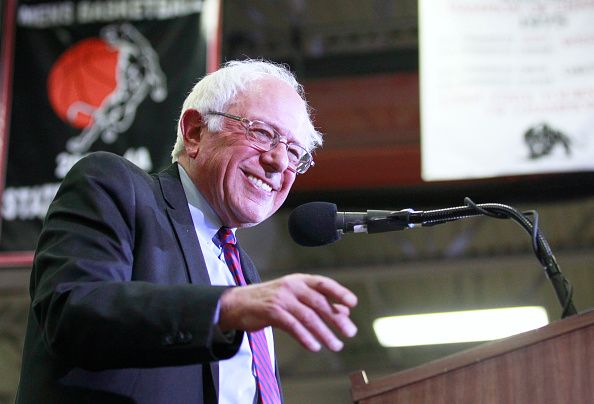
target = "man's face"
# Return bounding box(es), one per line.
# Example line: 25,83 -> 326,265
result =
189,78 -> 310,228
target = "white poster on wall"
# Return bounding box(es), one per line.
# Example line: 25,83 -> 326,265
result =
419,0 -> 594,181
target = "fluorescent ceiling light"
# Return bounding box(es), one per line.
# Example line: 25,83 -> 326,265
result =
373,306 -> 548,347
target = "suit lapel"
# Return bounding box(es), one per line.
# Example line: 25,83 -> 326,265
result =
158,164 -> 234,400
157,163 -> 211,285
238,246 -> 261,284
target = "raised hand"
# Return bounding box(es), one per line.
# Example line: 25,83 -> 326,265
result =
218,273 -> 358,352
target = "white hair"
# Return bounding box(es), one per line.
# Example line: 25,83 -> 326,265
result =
170,59 -> 323,162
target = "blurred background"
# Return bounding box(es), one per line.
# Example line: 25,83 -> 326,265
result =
1,1 -> 594,403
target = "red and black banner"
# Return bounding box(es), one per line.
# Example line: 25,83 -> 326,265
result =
1,0 -> 220,253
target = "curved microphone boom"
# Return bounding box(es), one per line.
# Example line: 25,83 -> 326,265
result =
287,199 -> 578,318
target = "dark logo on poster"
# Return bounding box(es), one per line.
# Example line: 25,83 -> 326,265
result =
524,123 -> 571,159
47,23 -> 167,154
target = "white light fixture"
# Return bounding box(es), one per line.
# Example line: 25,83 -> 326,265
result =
373,306 -> 549,347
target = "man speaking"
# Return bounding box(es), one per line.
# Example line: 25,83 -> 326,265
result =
16,60 -> 358,403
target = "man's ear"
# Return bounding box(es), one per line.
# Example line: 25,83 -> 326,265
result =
181,109 -> 204,159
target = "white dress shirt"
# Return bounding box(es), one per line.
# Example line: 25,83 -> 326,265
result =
178,165 -> 275,403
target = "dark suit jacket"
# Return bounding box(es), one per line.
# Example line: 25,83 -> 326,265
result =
16,152 -> 268,403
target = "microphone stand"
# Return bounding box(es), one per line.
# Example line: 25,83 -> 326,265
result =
384,197 -> 577,319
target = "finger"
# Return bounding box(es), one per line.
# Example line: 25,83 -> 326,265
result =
287,299 -> 344,352
271,305 -> 322,352
329,304 -> 358,338
332,303 -> 350,316
306,275 -> 358,308
292,282 -> 357,339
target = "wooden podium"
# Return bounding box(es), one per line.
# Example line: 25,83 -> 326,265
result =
350,309 -> 594,403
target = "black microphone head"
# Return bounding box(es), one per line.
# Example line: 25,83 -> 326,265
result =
288,202 -> 341,247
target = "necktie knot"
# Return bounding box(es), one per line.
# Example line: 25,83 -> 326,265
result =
216,227 -> 236,246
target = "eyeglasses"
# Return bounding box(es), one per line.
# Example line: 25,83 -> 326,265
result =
206,111 -> 314,174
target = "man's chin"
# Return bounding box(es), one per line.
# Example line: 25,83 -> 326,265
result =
236,221 -> 259,229
230,205 -> 275,228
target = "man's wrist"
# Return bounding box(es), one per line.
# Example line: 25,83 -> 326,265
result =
217,287 -> 238,332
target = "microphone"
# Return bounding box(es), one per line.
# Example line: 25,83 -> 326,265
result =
288,202 -> 340,247
288,202 -> 421,247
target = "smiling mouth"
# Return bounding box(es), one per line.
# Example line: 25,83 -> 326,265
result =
246,174 -> 273,192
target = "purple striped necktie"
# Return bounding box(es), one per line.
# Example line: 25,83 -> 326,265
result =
216,227 -> 282,404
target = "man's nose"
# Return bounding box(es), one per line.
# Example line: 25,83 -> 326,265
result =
260,142 -> 291,172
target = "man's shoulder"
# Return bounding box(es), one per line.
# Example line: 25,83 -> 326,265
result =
59,151 -> 162,197
67,151 -> 164,184
74,151 -> 144,173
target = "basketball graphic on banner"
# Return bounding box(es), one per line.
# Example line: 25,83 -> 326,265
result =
47,38 -> 119,129
46,24 -> 167,154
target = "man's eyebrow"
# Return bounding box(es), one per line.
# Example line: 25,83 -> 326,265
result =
261,118 -> 295,141
252,114 -> 308,148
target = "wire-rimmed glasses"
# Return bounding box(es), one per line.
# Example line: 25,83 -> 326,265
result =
206,111 -> 314,174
